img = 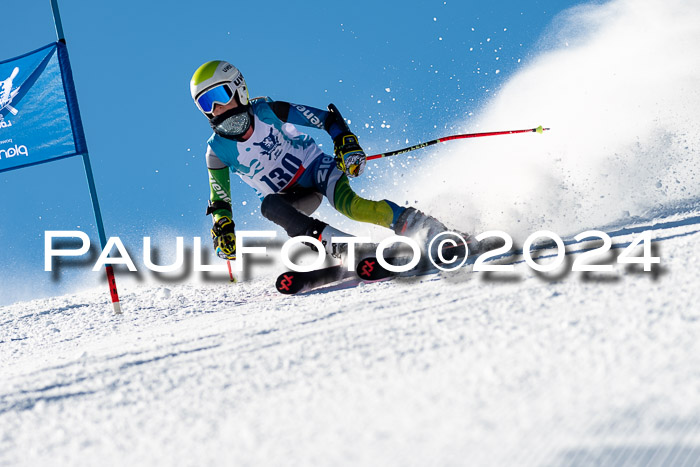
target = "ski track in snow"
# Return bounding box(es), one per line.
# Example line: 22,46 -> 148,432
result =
1,212 -> 699,466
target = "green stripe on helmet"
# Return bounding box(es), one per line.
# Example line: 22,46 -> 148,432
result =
191,61 -> 222,86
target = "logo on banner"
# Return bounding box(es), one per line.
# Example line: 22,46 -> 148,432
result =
0,44 -> 87,172
0,67 -> 21,117
0,143 -> 28,159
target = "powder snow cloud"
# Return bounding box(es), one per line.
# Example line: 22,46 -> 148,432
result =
401,0 -> 700,240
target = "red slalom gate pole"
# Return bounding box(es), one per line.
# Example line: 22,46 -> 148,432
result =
105,266 -> 121,314
367,125 -> 549,161
52,0 -> 122,314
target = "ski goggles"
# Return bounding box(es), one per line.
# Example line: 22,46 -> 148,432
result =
196,83 -> 235,114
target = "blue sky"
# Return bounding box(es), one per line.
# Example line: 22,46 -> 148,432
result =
0,0 -> 588,304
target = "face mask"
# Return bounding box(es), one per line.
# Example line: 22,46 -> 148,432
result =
209,106 -> 253,141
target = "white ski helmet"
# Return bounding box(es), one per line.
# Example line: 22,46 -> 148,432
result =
190,60 -> 249,116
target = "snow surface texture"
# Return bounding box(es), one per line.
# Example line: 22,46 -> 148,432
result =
3,0 -> 700,465
1,211 -> 699,466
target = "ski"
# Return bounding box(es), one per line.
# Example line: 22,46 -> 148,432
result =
275,264 -> 354,295
356,241 -> 470,281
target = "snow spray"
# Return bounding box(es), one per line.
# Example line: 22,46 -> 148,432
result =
400,0 -> 700,241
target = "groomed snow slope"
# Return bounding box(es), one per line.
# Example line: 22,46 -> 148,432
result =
1,213 -> 698,467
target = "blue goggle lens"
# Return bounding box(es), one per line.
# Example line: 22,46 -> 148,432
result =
197,84 -> 234,113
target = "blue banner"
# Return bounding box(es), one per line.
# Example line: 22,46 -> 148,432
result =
0,42 -> 87,173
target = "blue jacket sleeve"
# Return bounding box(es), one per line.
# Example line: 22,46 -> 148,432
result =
267,99 -> 348,139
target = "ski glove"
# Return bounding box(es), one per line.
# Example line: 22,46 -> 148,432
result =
211,216 -> 236,260
334,131 -> 366,177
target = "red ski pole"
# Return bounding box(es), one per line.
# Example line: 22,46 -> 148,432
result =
367,125 -> 549,161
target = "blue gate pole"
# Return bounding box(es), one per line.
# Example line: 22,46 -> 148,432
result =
49,0 -> 66,43
50,0 -> 122,313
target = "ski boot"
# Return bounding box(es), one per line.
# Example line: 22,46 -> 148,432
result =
393,207 -> 452,257
393,207 -> 502,259
394,208 -> 448,241
318,224 -> 351,258
313,224 -> 378,265
393,207 -> 463,263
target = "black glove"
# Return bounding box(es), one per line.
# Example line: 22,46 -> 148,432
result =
334,131 -> 366,177
325,103 -> 366,178
211,216 -> 236,260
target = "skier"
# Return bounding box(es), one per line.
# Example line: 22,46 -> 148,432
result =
190,60 -> 462,261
